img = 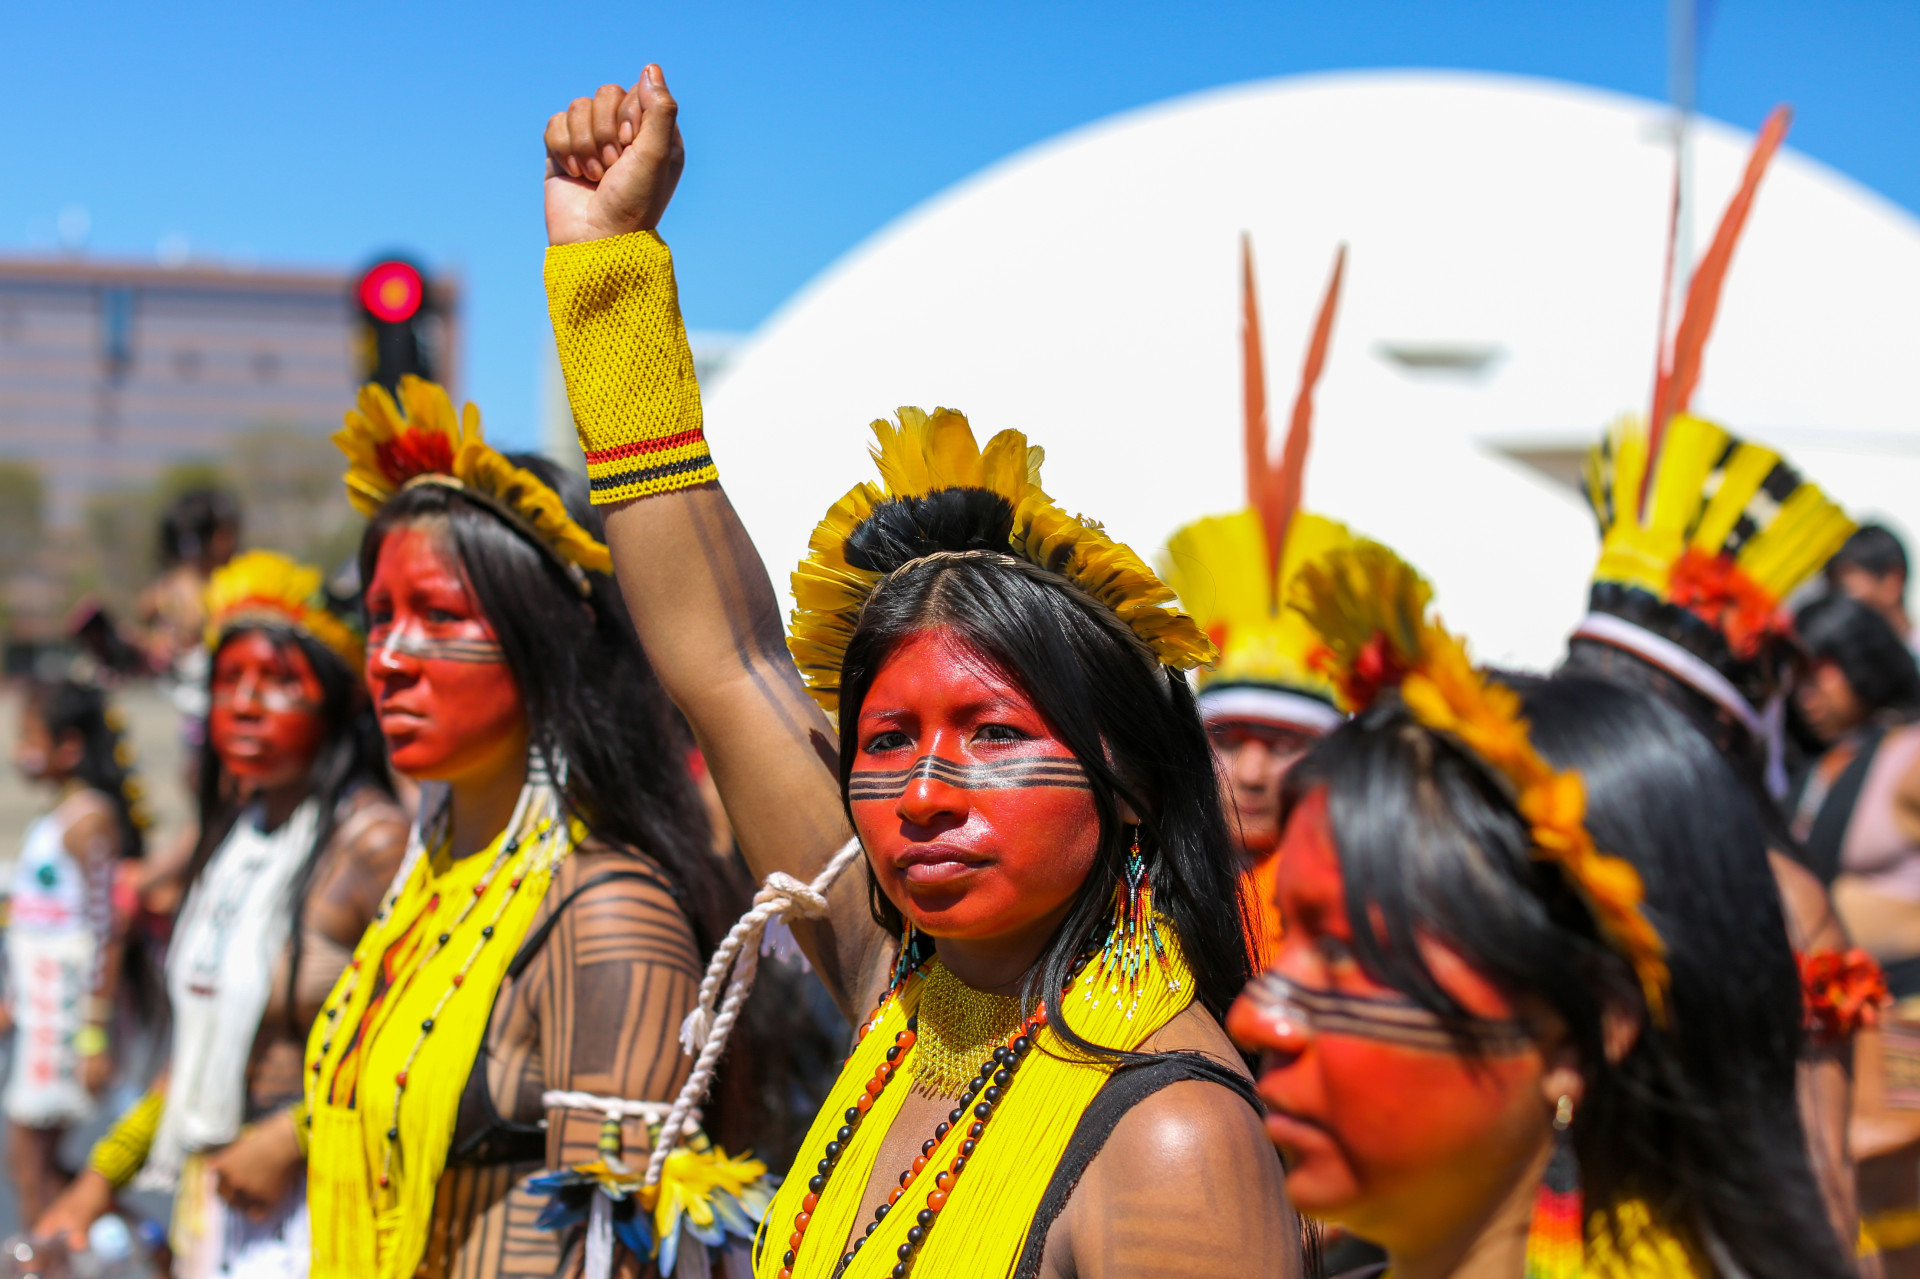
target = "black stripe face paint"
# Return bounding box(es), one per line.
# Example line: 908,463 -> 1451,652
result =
1240,970 -> 1532,1055
846,754 -> 1091,803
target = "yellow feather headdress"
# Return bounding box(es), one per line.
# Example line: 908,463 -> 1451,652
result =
1585,412 -> 1853,665
204,549 -> 366,674
1161,239 -> 1355,724
333,376 -> 612,594
1292,539 -> 1671,1022
789,408 -> 1215,716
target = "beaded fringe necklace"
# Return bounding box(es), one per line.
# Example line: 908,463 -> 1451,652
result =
754,924 -> 1197,1279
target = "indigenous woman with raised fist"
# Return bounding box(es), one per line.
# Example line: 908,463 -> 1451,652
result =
541,69 -> 1296,1279
282,383 -> 740,1279
38,551 -> 407,1276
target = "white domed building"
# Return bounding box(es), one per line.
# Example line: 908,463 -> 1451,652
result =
576,71 -> 1920,666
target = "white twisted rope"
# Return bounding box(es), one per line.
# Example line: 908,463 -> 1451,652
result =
540,1090 -> 677,1125
642,836 -> 866,1188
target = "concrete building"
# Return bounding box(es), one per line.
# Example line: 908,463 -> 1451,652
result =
0,254 -> 458,526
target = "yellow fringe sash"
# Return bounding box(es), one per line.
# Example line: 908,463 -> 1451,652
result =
303,810 -> 567,1279
756,929 -> 1198,1279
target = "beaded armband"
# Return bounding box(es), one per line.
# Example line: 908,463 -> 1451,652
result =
544,231 -> 716,505
1801,947 -> 1891,1047
86,1089 -> 165,1189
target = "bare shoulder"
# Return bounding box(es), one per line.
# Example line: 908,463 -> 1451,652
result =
1054,1062 -> 1294,1278
544,845 -> 701,975
329,786 -> 410,877
1135,1001 -> 1252,1075
60,791 -> 120,862
1770,849 -> 1847,951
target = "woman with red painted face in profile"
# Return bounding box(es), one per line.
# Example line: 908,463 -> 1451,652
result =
35,552 -> 407,1276
255,382 -> 750,1279
1226,541 -> 1854,1279
539,70 -> 1296,1279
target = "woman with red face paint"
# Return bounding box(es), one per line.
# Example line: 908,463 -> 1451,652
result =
1227,541 -> 1852,1279
35,551 -> 407,1277
5,679 -> 147,1226
277,380 -> 759,1279
541,71 -> 1297,1279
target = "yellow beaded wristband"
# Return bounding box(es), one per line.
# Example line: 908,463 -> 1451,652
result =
73,1024 -> 108,1057
544,230 -> 716,506
86,1089 -> 164,1189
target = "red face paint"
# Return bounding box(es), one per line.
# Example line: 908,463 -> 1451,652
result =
1207,720 -> 1315,857
850,628 -> 1100,945
1225,789 -> 1549,1253
364,524 -> 528,783
208,630 -> 327,787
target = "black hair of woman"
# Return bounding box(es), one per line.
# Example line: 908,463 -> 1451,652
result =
158,488 -> 241,571
356,452 -> 732,955
1795,592 -> 1920,722
1285,672 -> 1849,1279
838,488 -> 1255,1059
187,623 -> 391,1036
28,679 -> 147,862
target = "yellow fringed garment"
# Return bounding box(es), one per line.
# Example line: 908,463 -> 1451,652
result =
755,930 -> 1197,1278
303,817 -> 565,1279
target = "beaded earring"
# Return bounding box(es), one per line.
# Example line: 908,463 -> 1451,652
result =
1087,827 -> 1174,1019
1524,1093 -> 1582,1278
890,919 -> 922,992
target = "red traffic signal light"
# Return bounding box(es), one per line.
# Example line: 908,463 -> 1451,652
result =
359,260 -> 424,324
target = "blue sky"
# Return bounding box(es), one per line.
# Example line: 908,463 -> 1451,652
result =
4,1 -> 1914,450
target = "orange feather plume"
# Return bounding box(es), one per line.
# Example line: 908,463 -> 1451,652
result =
1242,237 -> 1347,599
1649,105 -> 1792,464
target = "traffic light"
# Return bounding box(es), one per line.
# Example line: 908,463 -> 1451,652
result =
354,257 -> 438,391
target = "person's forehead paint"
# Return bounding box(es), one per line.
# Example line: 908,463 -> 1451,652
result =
850,627 -> 1101,941
365,523 -> 525,781
1228,789 -> 1544,1225
208,629 -> 328,784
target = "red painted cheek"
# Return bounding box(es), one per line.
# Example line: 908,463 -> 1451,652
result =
370,658 -> 523,779
210,703 -> 326,783
858,783 -> 1100,937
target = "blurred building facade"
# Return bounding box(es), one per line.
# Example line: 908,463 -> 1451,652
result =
0,254 -> 458,646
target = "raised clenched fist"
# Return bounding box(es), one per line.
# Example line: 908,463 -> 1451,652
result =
543,65 -> 686,246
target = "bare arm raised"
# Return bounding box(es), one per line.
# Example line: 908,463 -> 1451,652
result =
543,70 -> 882,1015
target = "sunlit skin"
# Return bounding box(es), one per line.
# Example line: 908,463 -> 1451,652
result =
1225,790 -> 1566,1268
850,628 -> 1104,991
364,523 -> 529,857
1207,719 -> 1315,858
209,631 -> 327,791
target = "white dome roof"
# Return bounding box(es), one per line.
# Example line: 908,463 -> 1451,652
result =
702,70 -> 1920,666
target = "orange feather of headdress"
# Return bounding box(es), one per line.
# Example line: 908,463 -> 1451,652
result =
1648,105 -> 1791,471
1244,237 -> 1346,600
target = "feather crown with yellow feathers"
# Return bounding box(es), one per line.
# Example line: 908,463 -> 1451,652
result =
1160,239 -> 1356,734
333,376 -> 612,595
204,549 -> 365,674
788,408 -> 1214,717
1577,108 -> 1852,744
1293,537 -> 1671,1022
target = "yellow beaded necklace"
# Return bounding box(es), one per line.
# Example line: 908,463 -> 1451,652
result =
911,961 -> 1025,1098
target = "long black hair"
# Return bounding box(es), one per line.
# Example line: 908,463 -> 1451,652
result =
190,624 -> 390,1034
27,679 -> 148,861
1287,674 -> 1847,1279
835,489 -> 1253,1057
356,455 -> 728,952
1795,592 -> 1920,723
1562,636 -> 1800,855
